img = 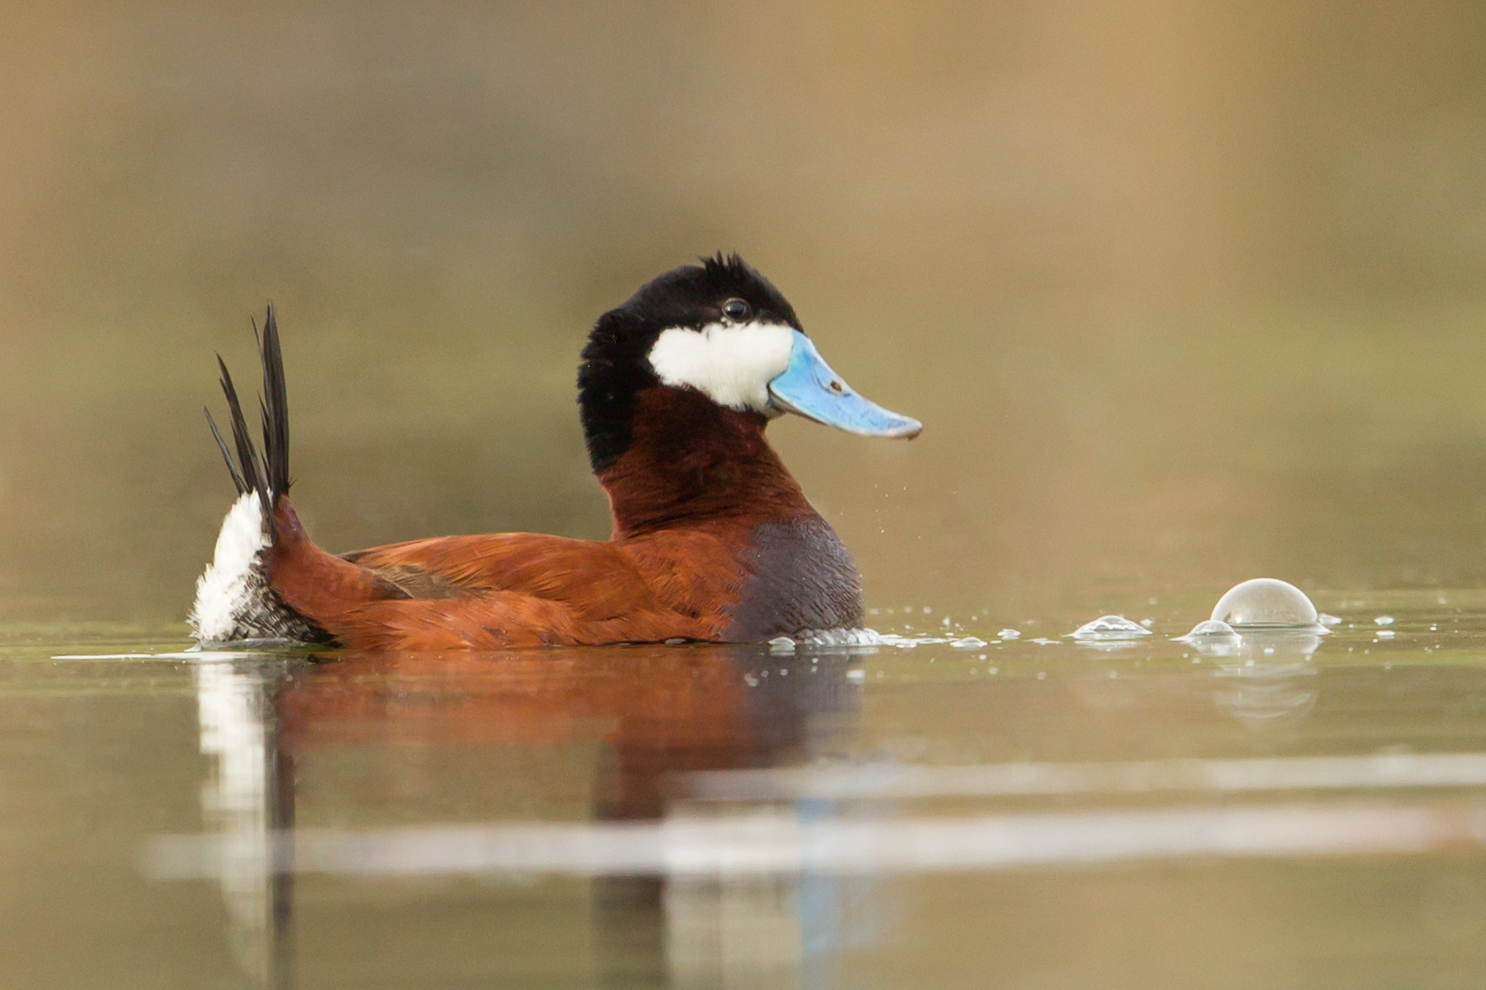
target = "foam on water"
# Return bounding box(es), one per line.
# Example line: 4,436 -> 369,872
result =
1069,615 -> 1152,641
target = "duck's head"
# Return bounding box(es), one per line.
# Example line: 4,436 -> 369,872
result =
578,253 -> 921,471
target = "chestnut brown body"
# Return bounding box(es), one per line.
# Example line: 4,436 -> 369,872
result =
261,387 -> 862,650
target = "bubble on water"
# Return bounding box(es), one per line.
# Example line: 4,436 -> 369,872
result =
1175,619 -> 1244,657
951,637 -> 989,649
1374,615 -> 1395,626
1177,618 -> 1241,642
1069,615 -> 1152,641
1376,630 -> 1395,639
1030,638 -> 1059,646
998,628 -> 1021,640
1318,613 -> 1342,626
1140,618 -> 1154,628
768,636 -> 796,654
845,669 -> 865,683
1210,578 -> 1324,631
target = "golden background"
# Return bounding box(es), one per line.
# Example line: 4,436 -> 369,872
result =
2,1 -> 1485,626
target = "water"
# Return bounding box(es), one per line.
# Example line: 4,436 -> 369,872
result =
4,590 -> 1486,988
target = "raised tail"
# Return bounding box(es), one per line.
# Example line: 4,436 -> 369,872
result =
191,306 -> 335,645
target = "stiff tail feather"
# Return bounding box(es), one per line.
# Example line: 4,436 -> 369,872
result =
190,305 -> 334,645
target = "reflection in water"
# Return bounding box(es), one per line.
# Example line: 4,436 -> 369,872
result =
1196,631 -> 1321,730
193,660 -> 293,988
189,646 -> 864,988
667,873 -> 804,990
155,634 -> 1486,988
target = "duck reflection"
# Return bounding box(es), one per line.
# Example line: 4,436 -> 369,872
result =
192,659 -> 299,989
191,645 -> 861,988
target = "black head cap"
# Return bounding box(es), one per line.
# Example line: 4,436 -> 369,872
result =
577,254 -> 801,471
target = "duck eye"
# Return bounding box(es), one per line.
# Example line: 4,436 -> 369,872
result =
721,298 -> 751,322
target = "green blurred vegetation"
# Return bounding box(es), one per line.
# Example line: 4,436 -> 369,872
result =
2,0 -> 1486,625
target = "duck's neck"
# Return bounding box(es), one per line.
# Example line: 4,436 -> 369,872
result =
596,387 -> 814,539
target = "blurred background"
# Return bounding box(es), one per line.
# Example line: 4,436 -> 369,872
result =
3,0 -> 1486,629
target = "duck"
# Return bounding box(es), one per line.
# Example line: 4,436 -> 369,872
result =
190,253 -> 921,650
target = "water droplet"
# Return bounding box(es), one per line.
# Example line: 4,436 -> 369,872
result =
846,668 -> 865,683
998,628 -> 1021,640
951,636 -> 989,649
1139,618 -> 1155,629
1069,615 -> 1152,640
1210,578 -> 1323,630
1375,616 -> 1395,626
743,673 -> 759,687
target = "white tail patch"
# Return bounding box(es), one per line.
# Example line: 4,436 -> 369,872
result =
190,493 -> 269,643
647,321 -> 794,414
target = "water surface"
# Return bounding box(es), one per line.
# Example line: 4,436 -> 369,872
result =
7,590 -> 1486,988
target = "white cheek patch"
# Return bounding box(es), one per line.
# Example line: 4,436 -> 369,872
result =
646,321 -> 795,414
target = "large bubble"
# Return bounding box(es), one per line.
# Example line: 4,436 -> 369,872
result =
1210,578 -> 1325,632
